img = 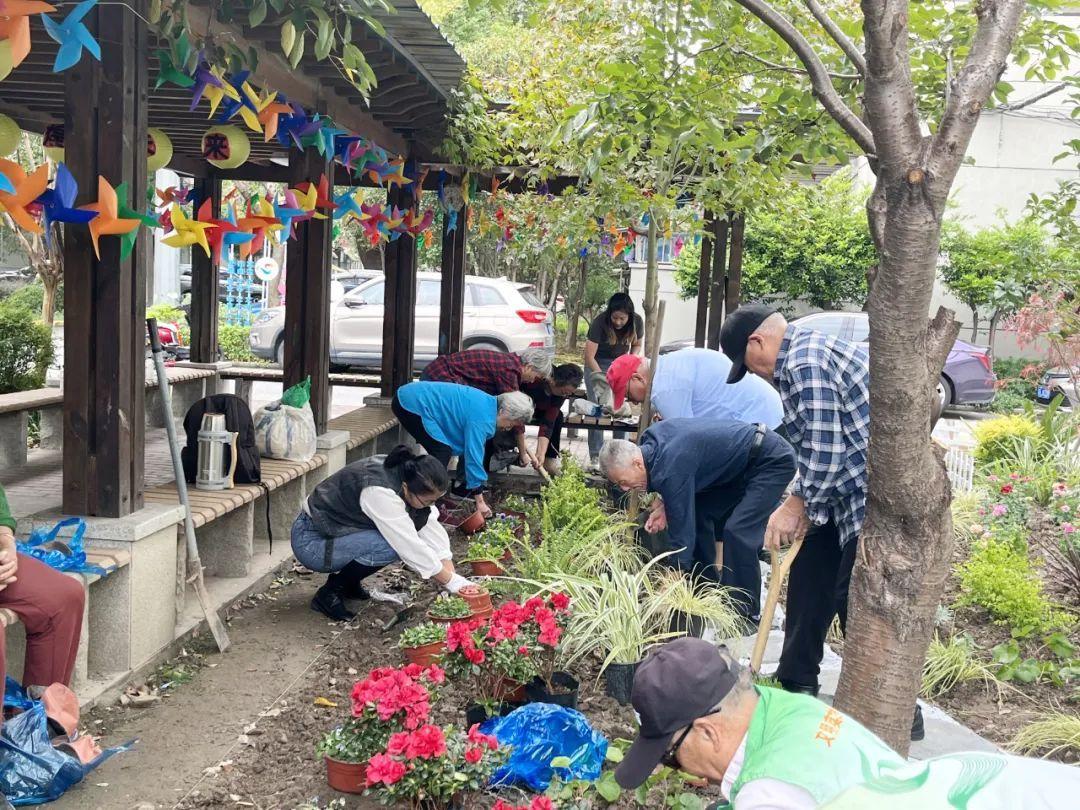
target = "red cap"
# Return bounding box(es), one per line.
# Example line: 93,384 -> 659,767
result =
606,354 -> 643,410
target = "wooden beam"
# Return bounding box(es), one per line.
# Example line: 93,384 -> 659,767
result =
170,155 -> 289,182
438,203 -> 467,355
381,163 -> 418,396
189,176 -> 221,364
62,0 -> 148,517
725,212 -> 745,315
706,217 -> 729,351
694,209 -> 714,347
284,145 -> 334,433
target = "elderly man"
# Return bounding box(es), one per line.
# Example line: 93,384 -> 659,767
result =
615,638 -> 1080,809
391,381 -> 534,518
720,304 -> 925,740
599,419 -> 795,621
605,348 -> 783,427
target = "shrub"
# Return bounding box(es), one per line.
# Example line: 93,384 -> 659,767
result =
0,281 -> 63,320
955,538 -> 1072,636
1010,711 -> 1080,759
920,633 -> 1003,699
146,303 -> 186,325
0,307 -> 54,394
973,415 -> 1042,465
217,324 -> 260,362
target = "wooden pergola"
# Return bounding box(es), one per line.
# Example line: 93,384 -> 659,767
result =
0,0 -> 471,519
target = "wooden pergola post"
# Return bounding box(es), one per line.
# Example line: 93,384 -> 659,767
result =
694,209 -> 714,347
284,145 -> 335,433
438,202 -> 467,356
61,0 -> 149,517
725,212 -> 745,315
706,216 -> 729,351
381,159 -> 418,396
189,174 -> 222,364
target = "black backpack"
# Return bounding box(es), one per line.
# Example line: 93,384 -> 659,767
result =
180,394 -> 261,485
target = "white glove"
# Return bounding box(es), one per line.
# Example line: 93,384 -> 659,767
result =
443,573 -> 474,594
572,399 -> 602,417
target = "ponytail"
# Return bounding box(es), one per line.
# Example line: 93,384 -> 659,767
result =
384,444 -> 450,497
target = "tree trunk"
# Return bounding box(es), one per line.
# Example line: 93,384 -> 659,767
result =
41,276 -> 59,326
567,253 -> 587,352
643,214 -> 660,351
987,308 -> 1002,354
969,309 -> 980,342
833,180 -> 960,755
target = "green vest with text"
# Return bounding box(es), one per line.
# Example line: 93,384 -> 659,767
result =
731,687 -> 905,805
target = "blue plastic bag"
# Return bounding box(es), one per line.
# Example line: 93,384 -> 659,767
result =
16,518 -> 105,577
481,703 -> 608,791
0,702 -> 132,805
2,678 -> 33,712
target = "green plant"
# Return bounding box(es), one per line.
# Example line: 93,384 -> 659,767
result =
991,635 -> 1080,687
147,303 -> 186,325
398,623 -> 447,649
465,523 -> 516,561
0,282 -> 62,319
217,323 -> 261,363
0,306 -> 54,394
973,415 -> 1042,465
920,633 -> 1003,699
955,538 -> 1073,636
427,596 -> 472,620
951,491 -> 987,545
1010,710 -> 1080,759
644,569 -> 745,641
317,719 -> 376,764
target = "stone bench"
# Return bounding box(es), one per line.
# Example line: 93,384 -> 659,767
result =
0,548 -> 131,699
327,405 -> 401,463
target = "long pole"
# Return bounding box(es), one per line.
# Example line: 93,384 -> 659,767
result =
628,301 -> 666,522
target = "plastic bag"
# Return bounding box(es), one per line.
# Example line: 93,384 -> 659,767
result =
0,702 -> 132,806
16,519 -> 105,577
253,399 -> 317,461
281,377 -> 311,408
481,703 -> 608,791
3,678 -> 33,712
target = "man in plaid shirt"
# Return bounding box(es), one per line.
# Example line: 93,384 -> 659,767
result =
421,347 -> 552,395
722,304 -> 924,742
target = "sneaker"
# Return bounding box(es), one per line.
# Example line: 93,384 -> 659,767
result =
310,583 -> 356,622
911,704 -> 925,741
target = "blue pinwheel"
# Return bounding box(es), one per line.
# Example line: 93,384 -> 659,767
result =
34,163 -> 97,244
333,135 -> 362,165
41,0 -> 101,73
333,190 -> 364,222
220,205 -> 255,253
307,120 -> 345,158
272,196 -> 305,243
276,103 -> 321,149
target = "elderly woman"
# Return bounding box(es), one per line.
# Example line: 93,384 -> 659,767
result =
291,445 -> 476,621
391,381 -> 535,518
420,347 -> 554,395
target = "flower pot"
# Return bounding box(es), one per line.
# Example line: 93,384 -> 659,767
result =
524,672 -> 579,709
427,610 -> 472,624
500,678 -> 527,703
459,588 -> 493,616
402,640 -> 446,668
459,509 -> 486,535
464,701 -> 521,728
325,756 -> 366,794
469,558 -> 505,577
604,661 -> 640,706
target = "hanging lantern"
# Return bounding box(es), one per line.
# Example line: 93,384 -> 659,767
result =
202,124 -> 249,169
147,127 -> 173,173
0,113 -> 19,156
43,124 -> 64,163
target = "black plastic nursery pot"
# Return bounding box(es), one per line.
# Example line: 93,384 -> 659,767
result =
464,701 -> 521,728
524,672 -> 580,709
604,661 -> 640,706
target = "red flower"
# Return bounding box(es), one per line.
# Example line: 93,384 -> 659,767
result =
403,663 -> 423,678
518,645 -> 529,655
464,745 -> 484,764
366,753 -> 406,786
424,664 -> 446,685
464,646 -> 486,664
386,731 -> 411,756
407,724 -> 447,759
530,798 -> 554,810
1000,484 -> 1014,494
468,723 -> 499,750
538,623 -> 563,647
549,592 -> 570,612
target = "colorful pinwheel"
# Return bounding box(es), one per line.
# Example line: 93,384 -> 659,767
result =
34,162 -> 97,243
40,0 -> 100,72
0,158 -> 49,233
78,176 -> 142,259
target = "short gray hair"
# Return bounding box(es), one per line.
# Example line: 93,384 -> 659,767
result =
598,439 -> 640,477
497,390 -> 535,423
518,348 -> 553,377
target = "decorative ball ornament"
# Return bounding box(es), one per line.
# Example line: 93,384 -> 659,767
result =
0,114 -> 20,157
441,183 -> 464,212
43,124 -> 65,163
147,128 -> 173,173
202,124 -> 249,169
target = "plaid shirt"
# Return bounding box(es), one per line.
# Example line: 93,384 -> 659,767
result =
421,350 -> 522,395
774,325 -> 870,548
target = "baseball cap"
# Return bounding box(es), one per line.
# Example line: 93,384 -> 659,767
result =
606,354 -> 644,410
614,638 -> 742,789
719,304 -> 776,384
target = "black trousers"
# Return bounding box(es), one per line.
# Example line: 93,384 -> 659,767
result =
390,396 -> 453,468
482,413 -> 564,470
775,520 -> 858,688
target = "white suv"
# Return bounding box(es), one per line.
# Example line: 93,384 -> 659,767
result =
248,272 -> 555,369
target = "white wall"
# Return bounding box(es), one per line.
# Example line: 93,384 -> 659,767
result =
627,262 -> 698,347
152,169 -> 183,305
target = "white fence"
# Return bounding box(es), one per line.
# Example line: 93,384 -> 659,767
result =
945,448 -> 975,493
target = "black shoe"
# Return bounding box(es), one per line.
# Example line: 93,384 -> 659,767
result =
911,704 -> 925,741
310,583 -> 356,621
335,561 -> 378,601
779,679 -> 820,697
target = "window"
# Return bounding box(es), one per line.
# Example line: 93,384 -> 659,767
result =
417,280 -> 441,306
848,315 -> 870,343
518,287 -> 544,307
355,281 -> 384,306
470,284 -> 507,306
796,313 -> 848,339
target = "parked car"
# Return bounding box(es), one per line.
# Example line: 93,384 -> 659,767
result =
332,268 -> 379,292
658,310 -> 996,408
248,272 -> 555,369
179,266 -> 264,301
1036,367 -> 1077,408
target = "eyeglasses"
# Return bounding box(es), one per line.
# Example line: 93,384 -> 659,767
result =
660,709 -> 720,770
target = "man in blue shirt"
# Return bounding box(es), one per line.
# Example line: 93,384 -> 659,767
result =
599,419 -> 796,622
392,382 -> 534,518
606,349 -> 784,428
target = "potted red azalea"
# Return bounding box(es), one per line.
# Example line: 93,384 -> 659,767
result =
318,663 -> 445,794
517,593 -> 578,708
365,722 -> 506,809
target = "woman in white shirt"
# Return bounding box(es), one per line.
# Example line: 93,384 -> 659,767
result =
291,445 -> 474,621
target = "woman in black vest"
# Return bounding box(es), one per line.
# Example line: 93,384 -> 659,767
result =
291,445 -> 475,621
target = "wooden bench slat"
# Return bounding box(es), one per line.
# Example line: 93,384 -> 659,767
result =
0,367 -> 215,415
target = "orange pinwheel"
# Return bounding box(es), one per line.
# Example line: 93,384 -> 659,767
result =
0,158 -> 49,233
79,175 -> 141,259
257,100 -> 292,143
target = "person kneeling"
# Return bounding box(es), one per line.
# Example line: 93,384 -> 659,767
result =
290,445 -> 474,621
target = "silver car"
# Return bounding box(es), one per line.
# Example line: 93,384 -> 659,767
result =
249,272 -> 555,369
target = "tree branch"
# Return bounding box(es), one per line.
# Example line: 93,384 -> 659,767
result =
929,0 -> 1028,192
860,0 -> 924,167
804,0 -> 867,76
730,46 -> 861,80
997,81 -> 1068,111
732,0 -> 877,156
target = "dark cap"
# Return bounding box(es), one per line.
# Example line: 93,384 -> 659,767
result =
614,638 -> 742,789
719,304 -> 777,384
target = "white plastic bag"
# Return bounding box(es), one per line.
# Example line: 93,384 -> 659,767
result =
253,399 -> 317,461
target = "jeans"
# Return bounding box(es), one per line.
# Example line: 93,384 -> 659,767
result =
290,511 -> 400,574
585,362 -> 626,460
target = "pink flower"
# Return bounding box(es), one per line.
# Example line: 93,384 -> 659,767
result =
407,724 -> 447,759
1061,504 -> 1072,513
530,799 -> 554,810
464,745 -> 484,764
423,664 -> 446,685
987,475 -> 1000,482
1000,484 -> 1014,495
403,663 -> 423,678
467,723 -> 499,750
991,504 -> 1008,517
1064,523 -> 1076,535
366,753 -> 406,786
1009,473 -> 1020,480
549,592 -> 570,612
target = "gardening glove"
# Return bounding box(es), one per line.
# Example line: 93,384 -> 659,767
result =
443,573 -> 474,594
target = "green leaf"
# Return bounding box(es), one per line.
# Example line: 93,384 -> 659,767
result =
148,0 -> 162,24
280,20 -> 296,59
248,0 -> 267,28
635,784 -> 649,805
992,640 -> 1020,665
595,771 -> 622,803
1014,658 -> 1042,683
605,746 -> 624,763
315,17 -> 333,60
1046,632 -> 1076,659
678,794 -> 705,810
550,756 -> 572,768
289,31 -> 306,68
268,0 -> 284,10
342,43 -> 362,70
365,16 -> 386,38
